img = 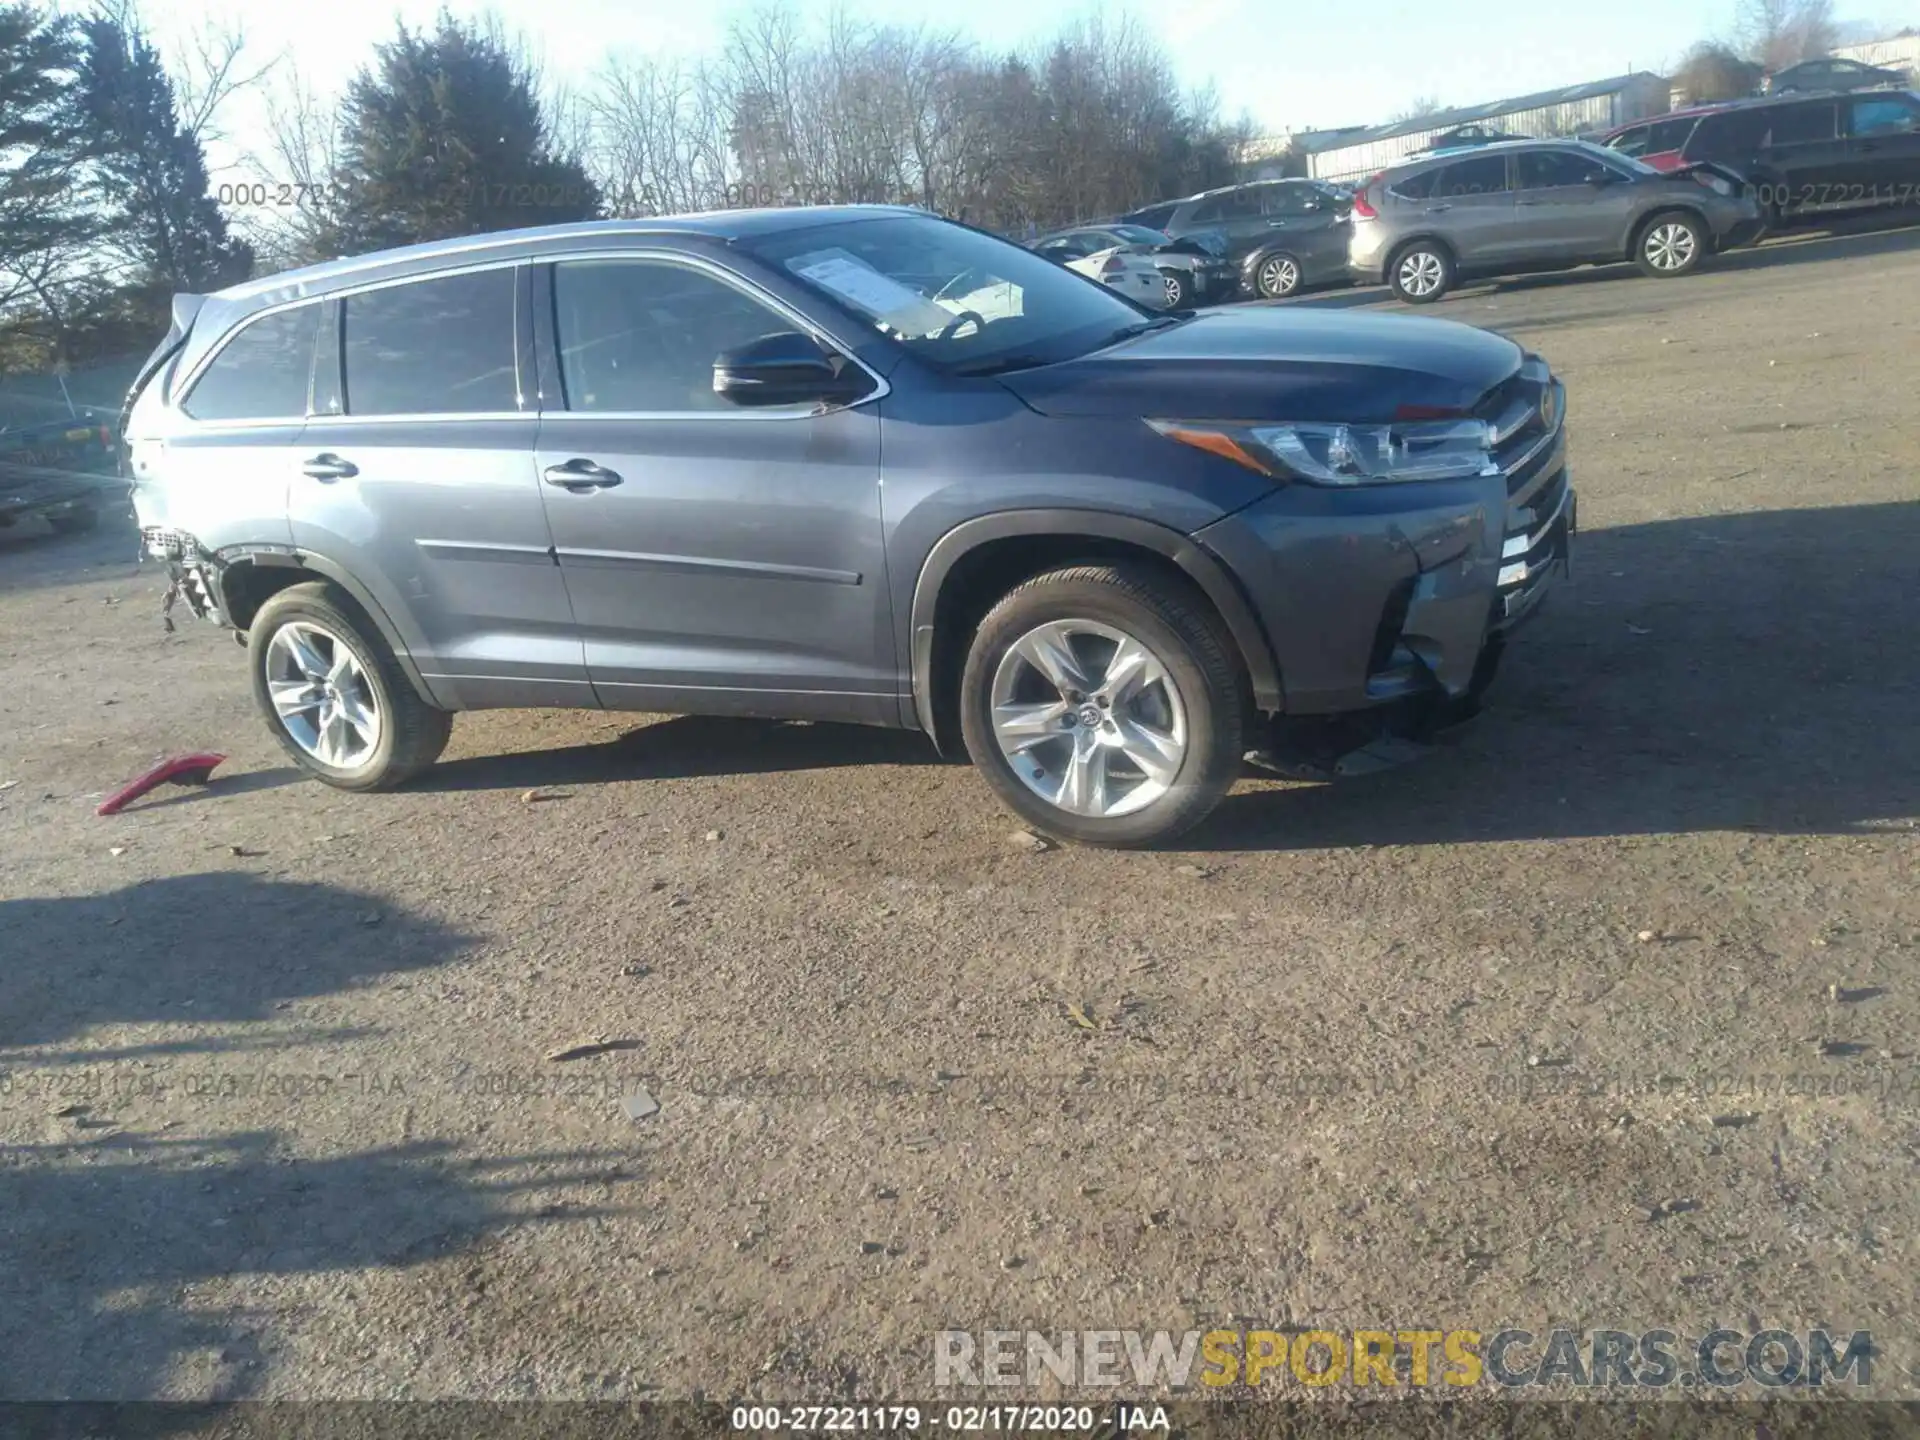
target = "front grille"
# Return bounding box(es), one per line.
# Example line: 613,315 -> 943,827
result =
1484,360 -> 1571,625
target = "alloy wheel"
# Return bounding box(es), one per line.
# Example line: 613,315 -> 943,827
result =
264,621 -> 383,769
1259,256 -> 1300,297
1397,250 -> 1445,297
1644,222 -> 1697,271
989,619 -> 1188,819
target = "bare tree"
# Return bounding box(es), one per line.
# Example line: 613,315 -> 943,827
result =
1391,95 -> 1447,125
1738,0 -> 1838,69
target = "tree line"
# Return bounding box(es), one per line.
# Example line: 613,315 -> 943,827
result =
0,1 -> 1255,373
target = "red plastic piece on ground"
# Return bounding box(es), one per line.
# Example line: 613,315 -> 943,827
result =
96,752 -> 227,816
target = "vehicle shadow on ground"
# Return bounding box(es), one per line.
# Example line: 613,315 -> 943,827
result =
0,1128 -> 625,1400
0,507 -> 142,596
416,713 -> 945,794
1197,499 -> 1920,851
0,872 -> 476,1053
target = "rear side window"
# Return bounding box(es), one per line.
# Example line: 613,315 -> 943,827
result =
551,259 -> 798,414
1516,150 -> 1611,188
181,304 -> 320,422
1608,124 -> 1651,157
1128,204 -> 1177,231
342,267 -> 518,416
1387,167 -> 1436,200
1767,101 -> 1838,145
1435,155 -> 1511,196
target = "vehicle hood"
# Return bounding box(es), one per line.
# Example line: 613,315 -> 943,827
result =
998,308 -> 1524,423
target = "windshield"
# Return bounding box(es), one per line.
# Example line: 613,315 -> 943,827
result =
742,213 -> 1156,373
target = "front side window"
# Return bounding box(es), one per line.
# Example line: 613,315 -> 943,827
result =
181,303 -> 320,422
342,267 -> 518,417
744,213 -> 1154,376
1849,94 -> 1919,137
1517,149 -> 1610,188
1648,118 -> 1696,153
552,258 -> 804,413
1435,155 -> 1511,196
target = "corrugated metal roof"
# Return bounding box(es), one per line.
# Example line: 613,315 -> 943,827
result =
1298,72 -> 1667,152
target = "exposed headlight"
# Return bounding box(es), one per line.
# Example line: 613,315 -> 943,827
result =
1146,416 -> 1496,485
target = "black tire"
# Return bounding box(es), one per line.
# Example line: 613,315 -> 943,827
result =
46,505 -> 98,534
248,581 -> 451,792
1388,241 -> 1455,303
1634,210 -> 1709,278
958,564 -> 1244,848
1158,268 -> 1188,309
1253,250 -> 1303,299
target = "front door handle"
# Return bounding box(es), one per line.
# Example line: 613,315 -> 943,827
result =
542,458 -> 623,490
300,453 -> 357,481
1425,203 -> 1453,213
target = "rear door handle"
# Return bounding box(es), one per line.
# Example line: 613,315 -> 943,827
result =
300,453 -> 357,481
1425,203 -> 1453,213
542,458 -> 623,490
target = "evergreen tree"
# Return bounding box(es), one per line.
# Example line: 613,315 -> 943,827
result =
74,11 -> 252,301
324,14 -> 600,254
0,4 -> 92,315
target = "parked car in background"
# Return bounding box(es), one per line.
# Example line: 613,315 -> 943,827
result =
1031,224 -> 1235,309
1404,124 -> 1532,161
1349,139 -> 1762,302
0,413 -> 117,538
1021,237 -> 1167,308
1603,90 -> 1920,223
1762,56 -> 1910,95
126,206 -> 1573,847
1120,179 -> 1352,299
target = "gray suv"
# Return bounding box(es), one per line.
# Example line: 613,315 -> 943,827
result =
127,208 -> 1573,847
1122,180 -> 1353,299
1349,140 -> 1764,303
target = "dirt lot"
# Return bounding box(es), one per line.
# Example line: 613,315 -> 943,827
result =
3,219 -> 1918,1405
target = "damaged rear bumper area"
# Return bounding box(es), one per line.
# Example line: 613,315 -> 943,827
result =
142,527 -> 231,631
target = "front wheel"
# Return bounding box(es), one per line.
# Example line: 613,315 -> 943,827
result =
959,565 -> 1244,848
1636,212 -> 1708,278
248,581 -> 452,791
1159,268 -> 1188,309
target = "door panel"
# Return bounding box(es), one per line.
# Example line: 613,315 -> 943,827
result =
1511,151 -> 1642,261
533,255 -> 892,722
1759,101 -> 1847,212
1842,92 -> 1920,193
290,265 -> 588,711
1424,155 -> 1522,268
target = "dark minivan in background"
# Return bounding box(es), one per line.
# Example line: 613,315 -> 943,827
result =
1122,179 -> 1353,299
1603,90 -> 1920,221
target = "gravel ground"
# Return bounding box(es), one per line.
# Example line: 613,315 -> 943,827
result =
2,218 -> 1917,1404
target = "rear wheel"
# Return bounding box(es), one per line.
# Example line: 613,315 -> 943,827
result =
1390,242 -> 1454,303
1635,211 -> 1708,277
248,581 -> 451,791
959,565 -> 1244,848
1254,252 -> 1303,299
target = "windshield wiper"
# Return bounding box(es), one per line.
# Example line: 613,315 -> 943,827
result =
1096,315 -> 1185,348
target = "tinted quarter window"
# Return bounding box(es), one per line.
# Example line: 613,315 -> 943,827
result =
1849,95 -> 1919,136
1689,109 -> 1767,162
1386,167 -> 1436,200
1768,102 -> 1838,145
552,259 -> 799,413
181,303 -> 320,421
1516,150 -> 1609,188
1436,155 -> 1510,196
342,267 -> 518,416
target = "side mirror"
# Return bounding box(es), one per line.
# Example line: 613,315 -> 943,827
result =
713,331 -> 872,409
1586,169 -> 1618,186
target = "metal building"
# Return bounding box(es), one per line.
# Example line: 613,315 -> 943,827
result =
1295,73 -> 1672,183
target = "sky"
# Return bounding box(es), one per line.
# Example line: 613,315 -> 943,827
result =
89,0 -> 1909,169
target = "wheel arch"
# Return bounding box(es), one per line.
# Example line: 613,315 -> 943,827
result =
218,552 -> 438,707
908,511 -> 1283,755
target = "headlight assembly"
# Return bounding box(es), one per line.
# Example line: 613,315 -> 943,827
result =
1147,415 -> 1497,485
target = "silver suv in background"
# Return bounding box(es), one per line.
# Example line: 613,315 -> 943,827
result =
1348,140 -> 1764,303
